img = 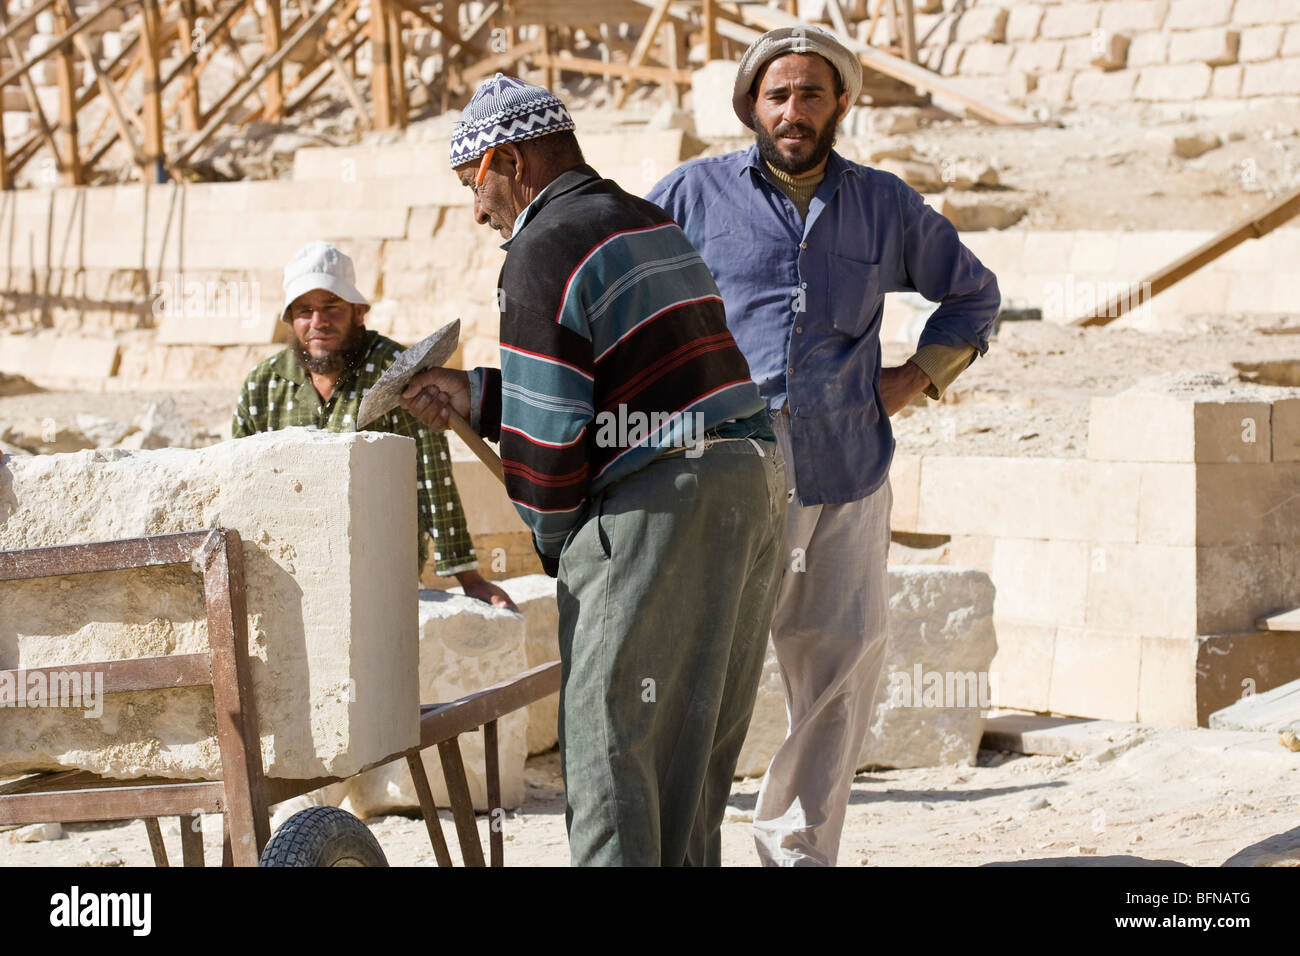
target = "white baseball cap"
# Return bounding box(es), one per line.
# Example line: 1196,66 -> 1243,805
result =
281,240 -> 369,321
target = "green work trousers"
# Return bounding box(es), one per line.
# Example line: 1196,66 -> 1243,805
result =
556,436 -> 786,866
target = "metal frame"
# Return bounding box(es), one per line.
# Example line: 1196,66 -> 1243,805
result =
0,529 -> 562,867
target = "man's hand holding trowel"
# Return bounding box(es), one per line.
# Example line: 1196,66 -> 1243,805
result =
400,368 -> 472,442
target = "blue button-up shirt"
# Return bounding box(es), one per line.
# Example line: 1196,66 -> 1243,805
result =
647,145 -> 1000,506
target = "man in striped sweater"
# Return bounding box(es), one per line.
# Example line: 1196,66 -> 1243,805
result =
399,74 -> 787,866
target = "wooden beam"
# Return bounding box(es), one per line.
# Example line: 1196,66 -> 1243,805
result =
0,0 -> 129,90
456,34 -> 543,90
176,0 -> 202,130
282,20 -> 365,118
52,0 -> 82,184
0,0 -> 55,47
702,0 -> 718,60
389,0 -> 482,58
531,52 -> 689,86
370,0 -> 393,128
1071,186 -> 1300,327
0,92 -> 8,190
387,1 -> 407,126
62,0 -> 147,168
293,0 -> 368,127
140,0 -> 167,182
171,0 -> 342,165
613,0 -> 673,109
162,0 -> 252,120
0,2 -> 61,176
261,0 -> 283,120
13,36 -> 141,179
898,0 -> 917,63
716,1 -> 1033,124
18,37 -> 141,179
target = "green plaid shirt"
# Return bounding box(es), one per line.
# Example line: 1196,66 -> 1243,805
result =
231,329 -> 478,576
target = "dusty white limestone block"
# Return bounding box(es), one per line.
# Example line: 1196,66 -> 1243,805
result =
506,574 -> 561,755
0,429 -> 419,780
343,591 -> 529,814
736,567 -> 998,777
692,61 -> 747,138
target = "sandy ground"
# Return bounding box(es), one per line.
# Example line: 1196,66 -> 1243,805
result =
2,722 -> 1296,867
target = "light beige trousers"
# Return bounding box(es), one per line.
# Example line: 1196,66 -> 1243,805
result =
753,407 -> 893,866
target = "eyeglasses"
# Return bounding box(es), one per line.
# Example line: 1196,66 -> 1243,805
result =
470,146 -> 496,195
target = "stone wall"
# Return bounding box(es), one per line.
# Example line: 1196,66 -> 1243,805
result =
848,0 -> 1300,110
890,376 -> 1300,726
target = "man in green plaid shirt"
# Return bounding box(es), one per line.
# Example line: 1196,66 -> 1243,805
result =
232,240 -> 515,610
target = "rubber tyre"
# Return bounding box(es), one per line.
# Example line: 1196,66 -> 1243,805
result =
258,806 -> 389,867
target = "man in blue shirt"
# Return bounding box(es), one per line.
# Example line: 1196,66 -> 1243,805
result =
648,25 -> 1000,866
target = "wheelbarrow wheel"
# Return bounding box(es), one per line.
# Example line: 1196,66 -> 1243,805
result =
258,806 -> 388,867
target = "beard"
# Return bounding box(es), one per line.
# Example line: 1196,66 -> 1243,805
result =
292,320 -> 368,375
753,108 -> 839,177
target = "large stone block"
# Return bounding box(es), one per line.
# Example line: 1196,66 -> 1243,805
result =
736,567 -> 997,776
1072,68 -> 1139,103
1006,5 -> 1044,42
1100,0 -> 1171,34
1273,398 -> 1300,461
991,538 -> 1089,625
1241,57 -> 1300,95
1196,463 -> 1300,547
506,574 -> 561,755
1128,31 -> 1171,67
1168,27 -> 1240,66
954,7 -> 1007,43
1087,386 -> 1273,463
1233,0 -> 1300,26
957,42 -> 1016,75
692,61 -> 748,139
1048,626 -> 1141,722
987,619 -> 1055,714
917,455 -> 1141,543
1166,0 -> 1233,29
1238,24 -> 1284,61
342,592 -> 529,813
889,453 -> 921,532
861,567 -> 997,768
1210,676 -> 1300,733
1040,2 -> 1100,39
1084,543 -> 1198,635
1135,62 -> 1213,99
0,430 -> 420,780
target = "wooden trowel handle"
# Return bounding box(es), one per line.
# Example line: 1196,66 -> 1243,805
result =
446,408 -> 506,486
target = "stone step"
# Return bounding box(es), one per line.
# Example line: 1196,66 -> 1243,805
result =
981,712 -> 1153,758
1209,678 -> 1300,733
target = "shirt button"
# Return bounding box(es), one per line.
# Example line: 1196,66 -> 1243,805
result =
800,282 -> 807,289
787,366 -> 794,375
795,326 -> 803,333
800,242 -> 807,249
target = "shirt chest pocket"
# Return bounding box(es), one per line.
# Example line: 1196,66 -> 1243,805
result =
825,253 -> 883,338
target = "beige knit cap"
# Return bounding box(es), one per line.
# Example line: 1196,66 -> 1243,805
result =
732,25 -> 863,130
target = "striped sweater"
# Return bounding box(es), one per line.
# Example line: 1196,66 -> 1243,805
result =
466,164 -> 767,565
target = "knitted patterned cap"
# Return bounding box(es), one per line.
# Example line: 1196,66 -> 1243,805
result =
448,73 -> 576,169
